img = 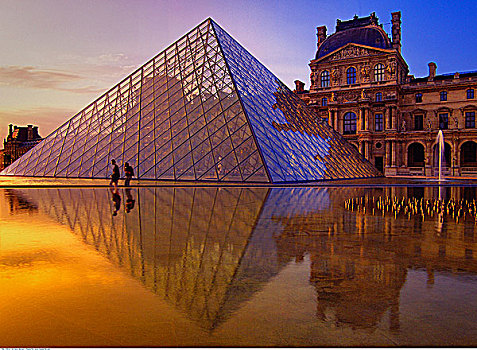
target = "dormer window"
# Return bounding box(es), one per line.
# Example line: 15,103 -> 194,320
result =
374,63 -> 385,82
346,67 -> 356,85
320,70 -> 330,88
415,93 -> 423,103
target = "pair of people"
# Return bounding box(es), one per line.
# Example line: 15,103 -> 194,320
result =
110,187 -> 135,216
110,159 -> 134,188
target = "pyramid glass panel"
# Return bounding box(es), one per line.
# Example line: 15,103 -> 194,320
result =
1,18 -> 379,182
212,21 -> 380,182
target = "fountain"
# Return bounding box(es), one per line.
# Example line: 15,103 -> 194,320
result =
436,130 -> 445,181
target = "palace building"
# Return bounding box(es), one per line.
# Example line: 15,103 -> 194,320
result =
295,12 -> 477,177
0,124 -> 42,171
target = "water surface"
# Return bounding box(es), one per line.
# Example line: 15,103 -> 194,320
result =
1,186 -> 477,346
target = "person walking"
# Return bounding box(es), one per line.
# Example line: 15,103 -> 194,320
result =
124,162 -> 134,187
111,187 -> 121,216
110,159 -> 120,190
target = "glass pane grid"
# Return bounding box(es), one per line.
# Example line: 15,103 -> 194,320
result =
212,20 -> 379,182
3,19 -> 378,182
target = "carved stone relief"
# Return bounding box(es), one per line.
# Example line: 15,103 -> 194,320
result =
360,63 -> 370,82
387,58 -> 397,79
329,46 -> 370,61
341,91 -> 360,102
331,68 -> 341,86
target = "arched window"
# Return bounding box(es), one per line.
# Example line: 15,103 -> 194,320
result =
408,143 -> 425,167
374,63 -> 385,82
461,141 -> 477,166
346,67 -> 356,85
320,70 -> 330,88
375,92 -> 382,102
343,112 -> 357,134
322,97 -> 328,106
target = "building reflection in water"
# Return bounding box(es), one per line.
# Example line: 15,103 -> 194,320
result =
4,189 -> 38,214
9,186 -> 477,333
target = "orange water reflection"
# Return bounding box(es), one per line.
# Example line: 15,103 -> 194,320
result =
1,186 -> 477,346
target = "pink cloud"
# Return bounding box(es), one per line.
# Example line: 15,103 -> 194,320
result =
0,64 -> 120,94
0,66 -> 82,89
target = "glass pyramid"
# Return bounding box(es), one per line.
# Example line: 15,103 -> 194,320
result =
1,18 -> 380,183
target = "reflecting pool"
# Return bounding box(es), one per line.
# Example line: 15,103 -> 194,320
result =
1,186 -> 477,346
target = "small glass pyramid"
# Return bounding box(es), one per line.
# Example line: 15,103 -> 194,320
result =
1,18 -> 380,183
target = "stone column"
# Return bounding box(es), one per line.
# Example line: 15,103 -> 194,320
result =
404,142 -> 408,168
425,141 -> 433,177
399,141 -> 402,167
334,110 -> 343,134
392,106 -> 397,130
359,108 -> 364,131
387,107 -> 391,130
452,138 -> 459,176
384,141 -> 391,167
391,141 -> 397,166
364,108 -> 369,131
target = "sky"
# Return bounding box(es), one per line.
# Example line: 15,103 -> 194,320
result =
1,0 -> 476,141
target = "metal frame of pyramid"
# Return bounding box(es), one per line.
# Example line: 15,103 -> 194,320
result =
1,18 -> 380,183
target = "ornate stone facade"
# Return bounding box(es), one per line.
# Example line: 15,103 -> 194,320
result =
296,12 -> 477,177
0,124 -> 42,171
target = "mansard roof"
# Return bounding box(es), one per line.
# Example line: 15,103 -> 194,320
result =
316,14 -> 392,60
410,70 -> 477,83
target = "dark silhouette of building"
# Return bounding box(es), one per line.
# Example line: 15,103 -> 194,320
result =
0,124 -> 42,170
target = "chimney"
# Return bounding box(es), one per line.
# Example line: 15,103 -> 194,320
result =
391,11 -> 401,53
294,80 -> 305,93
316,25 -> 327,49
27,124 -> 33,140
8,124 -> 13,136
428,62 -> 437,81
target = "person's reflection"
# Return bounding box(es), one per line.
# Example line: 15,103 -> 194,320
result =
125,188 -> 135,213
110,187 -> 121,216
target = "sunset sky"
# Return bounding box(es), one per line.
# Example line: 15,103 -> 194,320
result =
1,0 -> 476,141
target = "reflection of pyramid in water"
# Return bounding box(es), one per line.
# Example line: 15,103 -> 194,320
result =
11,187 -> 282,330
1,19 -> 380,182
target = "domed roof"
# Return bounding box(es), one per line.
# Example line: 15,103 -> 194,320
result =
315,15 -> 392,60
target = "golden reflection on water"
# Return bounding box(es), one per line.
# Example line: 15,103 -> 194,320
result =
1,186 -> 477,346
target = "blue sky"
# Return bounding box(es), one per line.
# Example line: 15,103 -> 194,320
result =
0,0 -> 476,140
